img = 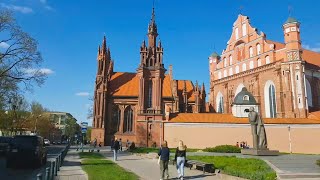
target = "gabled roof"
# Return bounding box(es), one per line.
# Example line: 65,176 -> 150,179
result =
109,72 -> 195,101
169,113 -> 320,124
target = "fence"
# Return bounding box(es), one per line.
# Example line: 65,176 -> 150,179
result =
36,143 -> 70,180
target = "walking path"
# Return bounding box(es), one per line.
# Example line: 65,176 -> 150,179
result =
99,148 -> 245,180
55,147 -> 88,180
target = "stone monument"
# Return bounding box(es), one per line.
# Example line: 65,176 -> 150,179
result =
241,107 -> 279,156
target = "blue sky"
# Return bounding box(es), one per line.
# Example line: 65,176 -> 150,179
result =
1,0 -> 320,125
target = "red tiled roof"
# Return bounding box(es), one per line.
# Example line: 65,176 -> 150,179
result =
109,72 -> 195,101
109,72 -> 139,96
169,113 -> 320,124
302,49 -> 320,67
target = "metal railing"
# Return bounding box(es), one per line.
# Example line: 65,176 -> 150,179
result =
36,143 -> 70,180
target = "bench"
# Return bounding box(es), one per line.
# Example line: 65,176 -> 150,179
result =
186,160 -> 215,174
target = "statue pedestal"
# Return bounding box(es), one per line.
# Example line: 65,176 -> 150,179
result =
241,148 -> 279,156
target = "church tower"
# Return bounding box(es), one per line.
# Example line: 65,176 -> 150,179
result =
281,17 -> 308,118
92,36 -> 113,145
136,7 -> 166,147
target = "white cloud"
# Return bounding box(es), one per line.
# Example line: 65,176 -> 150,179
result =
75,92 -> 90,96
39,0 -> 54,11
25,68 -> 55,75
0,42 -> 10,49
0,3 -> 33,14
302,44 -> 320,53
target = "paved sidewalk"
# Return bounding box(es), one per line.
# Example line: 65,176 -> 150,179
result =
55,147 -> 88,180
99,148 -> 245,180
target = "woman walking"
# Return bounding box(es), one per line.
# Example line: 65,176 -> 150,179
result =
175,140 -> 186,180
158,140 -> 170,180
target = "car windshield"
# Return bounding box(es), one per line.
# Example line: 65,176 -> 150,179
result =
12,136 -> 38,149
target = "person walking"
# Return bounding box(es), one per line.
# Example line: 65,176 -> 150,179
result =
119,138 -> 122,151
175,140 -> 186,180
111,138 -> 115,152
113,138 -> 120,161
158,140 -> 170,180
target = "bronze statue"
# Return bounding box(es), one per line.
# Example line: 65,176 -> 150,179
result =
248,107 -> 267,149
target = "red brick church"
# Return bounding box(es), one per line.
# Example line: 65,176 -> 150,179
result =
91,8 -> 206,146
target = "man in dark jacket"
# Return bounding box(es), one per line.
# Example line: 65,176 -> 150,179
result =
158,141 -> 170,180
113,138 -> 120,161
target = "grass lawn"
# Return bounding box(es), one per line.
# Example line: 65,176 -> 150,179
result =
188,156 -> 277,180
79,152 -> 139,180
130,147 -> 200,153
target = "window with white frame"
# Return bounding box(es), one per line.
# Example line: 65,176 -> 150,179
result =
257,58 -> 261,67
242,63 -> 247,71
235,27 -> 239,40
229,55 -> 233,65
266,55 -> 270,64
242,23 -> 247,36
257,44 -> 261,55
229,68 -> 233,76
218,71 -> 222,79
235,66 -> 239,73
224,57 -> 227,67
249,47 -> 253,58
249,61 -> 254,69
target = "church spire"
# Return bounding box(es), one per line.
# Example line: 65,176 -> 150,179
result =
148,7 -> 158,35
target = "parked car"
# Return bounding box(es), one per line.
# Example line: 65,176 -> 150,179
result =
6,135 -> 47,168
0,137 -> 13,155
44,139 -> 50,146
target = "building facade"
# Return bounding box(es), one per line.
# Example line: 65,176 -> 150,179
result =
91,8 -> 206,146
209,15 -> 320,118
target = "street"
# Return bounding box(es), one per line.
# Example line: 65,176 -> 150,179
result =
0,145 -> 66,180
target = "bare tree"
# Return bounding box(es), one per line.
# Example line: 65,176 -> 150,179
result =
0,10 -> 46,94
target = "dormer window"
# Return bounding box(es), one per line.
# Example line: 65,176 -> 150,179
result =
243,95 -> 249,101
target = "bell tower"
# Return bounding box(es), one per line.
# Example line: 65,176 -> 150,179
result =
136,7 -> 166,147
281,17 -> 308,118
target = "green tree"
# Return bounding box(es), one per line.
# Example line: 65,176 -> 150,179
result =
0,10 -> 47,109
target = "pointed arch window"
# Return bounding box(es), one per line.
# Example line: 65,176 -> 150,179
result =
112,105 -> 121,132
223,70 -> 227,77
229,55 -> 233,65
242,63 -> 247,71
242,23 -> 247,36
218,96 -> 224,113
249,61 -> 254,69
249,47 -> 253,58
224,57 -> 227,67
257,58 -> 262,67
269,85 -> 276,118
229,68 -> 233,76
257,44 -> 261,55
124,106 -> 133,133
147,80 -> 153,108
235,66 -> 240,74
235,27 -> 239,40
266,55 -> 270,64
